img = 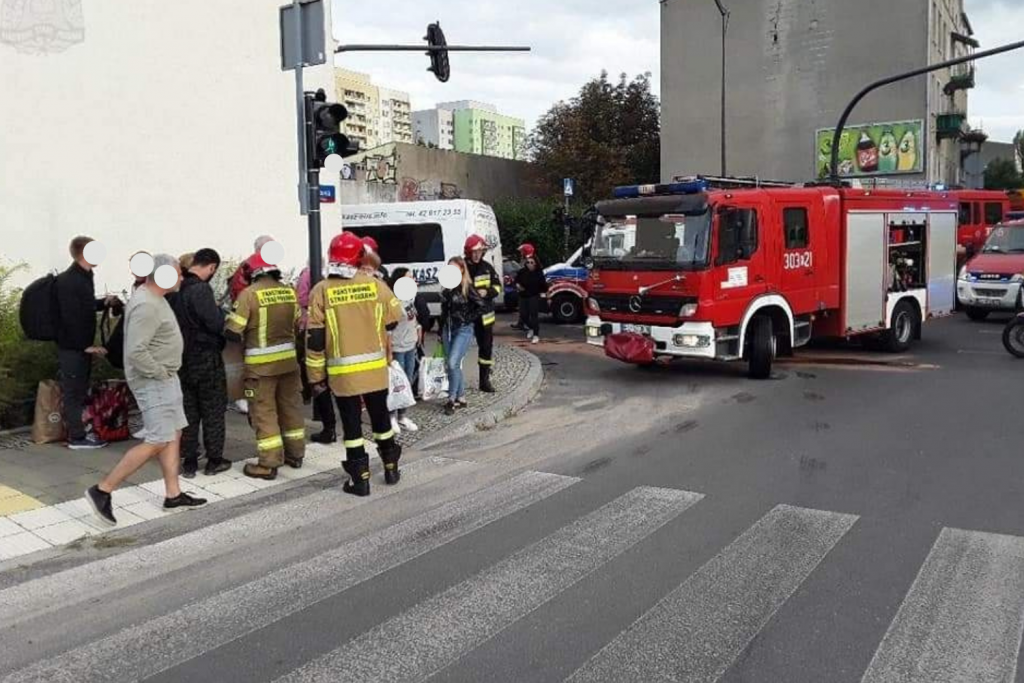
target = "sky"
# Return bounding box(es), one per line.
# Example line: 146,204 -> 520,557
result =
331,0 -> 1022,144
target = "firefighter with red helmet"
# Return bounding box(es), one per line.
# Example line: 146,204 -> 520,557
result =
306,232 -> 404,496
464,234 -> 501,392
224,251 -> 305,479
518,243 -> 536,259
360,235 -> 388,280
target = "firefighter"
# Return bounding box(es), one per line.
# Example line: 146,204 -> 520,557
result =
224,252 -> 305,480
306,232 -> 404,497
464,235 -> 501,393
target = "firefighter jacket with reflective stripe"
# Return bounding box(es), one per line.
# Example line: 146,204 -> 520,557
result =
306,272 -> 403,398
466,259 -> 500,326
225,278 -> 300,377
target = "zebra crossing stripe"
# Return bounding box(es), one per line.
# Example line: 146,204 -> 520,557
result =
0,456 -> 467,628
861,527 -> 1024,683
0,470 -> 578,683
566,504 -> 858,683
276,486 -> 704,683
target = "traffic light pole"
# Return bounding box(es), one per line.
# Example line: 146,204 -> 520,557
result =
303,91 -> 323,287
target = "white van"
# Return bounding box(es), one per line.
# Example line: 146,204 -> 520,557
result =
341,200 -> 504,318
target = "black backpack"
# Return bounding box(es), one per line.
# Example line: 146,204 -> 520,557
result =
18,274 -> 59,342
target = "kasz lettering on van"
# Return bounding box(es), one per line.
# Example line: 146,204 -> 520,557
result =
412,267 -> 439,283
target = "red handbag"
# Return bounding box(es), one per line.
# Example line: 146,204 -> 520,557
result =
82,380 -> 131,443
604,332 -> 655,364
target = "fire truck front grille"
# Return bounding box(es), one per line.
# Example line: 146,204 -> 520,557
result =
593,294 -> 696,317
975,288 -> 1007,298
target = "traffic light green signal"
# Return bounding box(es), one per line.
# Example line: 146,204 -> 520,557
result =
310,88 -> 360,167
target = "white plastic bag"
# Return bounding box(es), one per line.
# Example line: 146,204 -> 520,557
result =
419,347 -> 449,402
387,361 -> 416,412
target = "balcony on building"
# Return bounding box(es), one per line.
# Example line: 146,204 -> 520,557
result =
936,112 -> 967,141
944,63 -> 975,95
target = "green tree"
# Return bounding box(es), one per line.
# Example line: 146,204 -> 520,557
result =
984,157 -> 1023,191
492,198 -> 566,266
527,71 -> 660,204
1014,130 -> 1024,172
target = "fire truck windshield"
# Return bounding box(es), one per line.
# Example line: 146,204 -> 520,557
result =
982,224 -> 1024,254
593,211 -> 711,271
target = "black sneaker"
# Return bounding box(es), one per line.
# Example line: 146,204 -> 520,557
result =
164,492 -> 208,509
69,435 -> 108,451
84,486 -> 117,527
181,462 -> 198,479
203,458 -> 232,476
444,401 -> 456,416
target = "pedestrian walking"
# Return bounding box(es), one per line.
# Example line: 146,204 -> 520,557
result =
464,235 -> 501,393
85,254 -> 207,527
55,235 -> 122,450
511,243 -> 536,332
170,248 -> 230,478
516,253 -> 549,344
440,256 -> 484,416
306,232 -> 404,496
387,268 -> 429,433
225,251 -> 305,480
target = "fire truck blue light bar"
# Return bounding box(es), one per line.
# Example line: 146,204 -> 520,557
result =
613,180 -> 709,198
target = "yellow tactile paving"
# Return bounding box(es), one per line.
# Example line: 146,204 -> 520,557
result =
0,486 -> 45,516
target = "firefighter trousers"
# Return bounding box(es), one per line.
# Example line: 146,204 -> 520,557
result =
244,370 -> 306,469
473,317 -> 494,370
335,389 -> 394,461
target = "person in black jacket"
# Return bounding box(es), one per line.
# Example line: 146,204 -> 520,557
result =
55,235 -> 122,450
464,236 -> 501,393
515,255 -> 549,344
440,257 -> 485,415
169,248 -> 230,478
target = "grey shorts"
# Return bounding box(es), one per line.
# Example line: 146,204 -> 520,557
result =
131,377 -> 188,445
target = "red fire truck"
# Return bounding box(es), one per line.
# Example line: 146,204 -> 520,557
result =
949,189 -> 1010,260
585,176 -> 959,378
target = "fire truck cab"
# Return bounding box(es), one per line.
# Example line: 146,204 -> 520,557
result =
585,177 -> 958,378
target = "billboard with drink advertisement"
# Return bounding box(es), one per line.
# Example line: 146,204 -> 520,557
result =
816,119 -> 925,178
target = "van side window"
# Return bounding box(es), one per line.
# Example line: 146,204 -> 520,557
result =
959,202 -> 972,225
782,208 -> 809,249
985,202 -> 1004,225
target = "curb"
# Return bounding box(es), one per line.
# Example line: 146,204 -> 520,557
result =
416,345 -> 544,450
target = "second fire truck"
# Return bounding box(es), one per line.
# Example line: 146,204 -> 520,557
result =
585,177 -> 959,378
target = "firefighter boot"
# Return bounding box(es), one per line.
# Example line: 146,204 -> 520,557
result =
311,428 -> 336,445
243,463 -> 278,480
378,441 -> 403,485
479,365 -> 495,393
341,456 -> 371,497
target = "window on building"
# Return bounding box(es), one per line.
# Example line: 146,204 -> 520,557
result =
985,202 -> 1004,225
782,208 -> 809,249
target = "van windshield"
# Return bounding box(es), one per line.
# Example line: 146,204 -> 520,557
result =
982,225 -> 1024,254
346,223 -> 445,263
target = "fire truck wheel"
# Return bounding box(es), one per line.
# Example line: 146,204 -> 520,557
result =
965,307 -> 989,322
747,315 -> 775,380
551,294 -> 583,324
883,300 -> 918,353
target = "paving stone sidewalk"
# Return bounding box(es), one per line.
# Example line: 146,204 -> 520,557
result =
0,343 -> 541,563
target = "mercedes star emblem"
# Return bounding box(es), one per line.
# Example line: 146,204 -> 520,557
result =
628,295 -> 643,313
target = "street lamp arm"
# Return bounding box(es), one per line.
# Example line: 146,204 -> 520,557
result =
829,38 -> 1024,184
336,44 -> 530,53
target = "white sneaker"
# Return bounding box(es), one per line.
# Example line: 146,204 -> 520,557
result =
391,417 -> 401,435
235,399 -> 249,414
398,416 -> 419,432
532,336 -> 539,344
525,329 -> 533,340
132,428 -> 147,440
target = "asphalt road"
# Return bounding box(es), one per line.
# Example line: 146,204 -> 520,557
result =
3,311 -> 1024,683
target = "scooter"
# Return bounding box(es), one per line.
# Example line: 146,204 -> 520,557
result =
1002,313 -> 1024,358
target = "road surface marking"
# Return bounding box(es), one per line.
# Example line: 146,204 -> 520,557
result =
0,456 -> 469,627
861,527 -> 1024,683
276,486 -> 704,683
0,470 -> 579,683
565,504 -> 858,683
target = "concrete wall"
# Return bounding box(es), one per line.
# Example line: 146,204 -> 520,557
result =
1,0 -> 337,289
661,0 -> 930,183
323,143 -> 536,229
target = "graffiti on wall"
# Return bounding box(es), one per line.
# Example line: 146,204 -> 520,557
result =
480,119 -> 499,156
1,0 -> 84,54
364,147 -> 398,184
399,178 -> 462,202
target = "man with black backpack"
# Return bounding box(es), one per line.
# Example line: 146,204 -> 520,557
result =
55,236 -> 122,450
168,248 -> 230,478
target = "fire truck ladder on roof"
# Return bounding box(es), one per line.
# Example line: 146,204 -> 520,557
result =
671,174 -> 797,189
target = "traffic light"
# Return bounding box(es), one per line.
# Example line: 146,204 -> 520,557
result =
425,22 -> 450,83
310,88 -> 358,167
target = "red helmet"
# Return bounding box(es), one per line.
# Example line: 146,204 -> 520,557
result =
329,232 -> 365,267
518,243 -> 536,258
464,234 -> 487,255
361,236 -> 379,254
247,252 -> 278,279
